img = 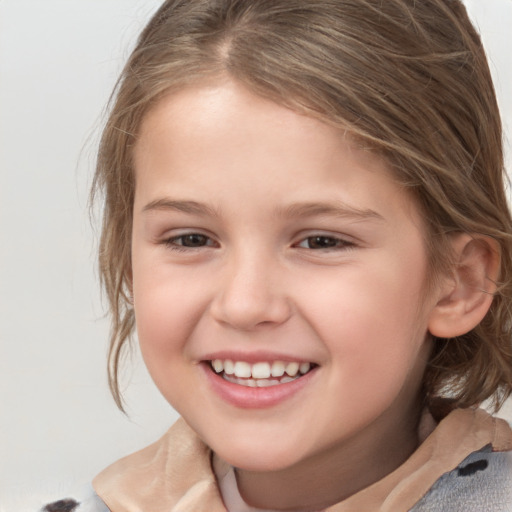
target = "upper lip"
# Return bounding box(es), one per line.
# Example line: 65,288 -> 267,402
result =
200,350 -> 317,364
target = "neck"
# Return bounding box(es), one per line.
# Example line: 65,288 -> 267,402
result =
233,403 -> 423,511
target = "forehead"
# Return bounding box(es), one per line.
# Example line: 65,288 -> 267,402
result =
133,79 -> 421,226
136,78 -> 375,165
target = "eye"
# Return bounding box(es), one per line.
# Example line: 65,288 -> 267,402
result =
165,233 -> 217,249
296,235 -> 354,250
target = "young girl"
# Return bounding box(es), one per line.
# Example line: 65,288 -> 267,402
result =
43,0 -> 512,510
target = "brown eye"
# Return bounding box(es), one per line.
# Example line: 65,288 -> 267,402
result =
169,233 -> 212,247
295,234 -> 356,251
306,236 -> 338,249
182,234 -> 208,246
300,236 -> 345,249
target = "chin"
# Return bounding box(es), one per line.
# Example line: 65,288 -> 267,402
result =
212,438 -> 307,472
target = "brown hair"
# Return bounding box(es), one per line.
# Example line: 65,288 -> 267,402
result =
93,0 -> 512,411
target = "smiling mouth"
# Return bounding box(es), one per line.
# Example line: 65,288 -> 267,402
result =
209,359 -> 315,387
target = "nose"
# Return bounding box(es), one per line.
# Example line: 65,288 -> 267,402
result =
209,249 -> 292,331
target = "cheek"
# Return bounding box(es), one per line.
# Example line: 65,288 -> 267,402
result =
132,273 -> 205,410
303,255 -> 430,388
132,262 -> 204,365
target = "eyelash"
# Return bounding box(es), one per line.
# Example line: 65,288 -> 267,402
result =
294,235 -> 356,251
163,233 -> 355,252
164,233 -> 218,251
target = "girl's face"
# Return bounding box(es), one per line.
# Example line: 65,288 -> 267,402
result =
132,79 -> 439,474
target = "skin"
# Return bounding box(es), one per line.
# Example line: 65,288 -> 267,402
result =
131,78 -> 446,511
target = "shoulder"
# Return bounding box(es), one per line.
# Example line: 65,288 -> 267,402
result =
411,446 -> 512,512
40,486 -> 110,512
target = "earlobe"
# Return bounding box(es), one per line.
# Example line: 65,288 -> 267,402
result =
428,234 -> 500,338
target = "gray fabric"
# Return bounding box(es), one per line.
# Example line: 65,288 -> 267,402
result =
411,447 -> 512,512
76,492 -> 110,512
42,448 -> 512,512
40,486 -> 110,512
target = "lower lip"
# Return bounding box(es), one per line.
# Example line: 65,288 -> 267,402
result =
200,363 -> 317,409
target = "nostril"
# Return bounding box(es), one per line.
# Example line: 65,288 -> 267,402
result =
211,289 -> 292,331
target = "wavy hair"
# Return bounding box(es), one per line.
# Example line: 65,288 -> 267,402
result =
92,0 -> 512,411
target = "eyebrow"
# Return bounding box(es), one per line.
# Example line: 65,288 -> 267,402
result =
277,201 -> 385,222
142,198 -> 384,222
142,199 -> 219,217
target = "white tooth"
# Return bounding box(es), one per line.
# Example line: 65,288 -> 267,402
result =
224,372 -> 282,387
299,362 -> 311,374
212,359 -> 224,373
252,362 -> 271,379
223,373 -> 237,384
271,361 -> 285,377
234,361 -> 251,378
224,359 -> 234,375
281,376 -> 296,383
257,379 -> 279,387
285,362 -> 299,377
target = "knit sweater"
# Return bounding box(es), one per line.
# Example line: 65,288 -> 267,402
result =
41,408 -> 512,512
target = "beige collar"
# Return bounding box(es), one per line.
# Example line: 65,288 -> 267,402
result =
93,408 -> 512,512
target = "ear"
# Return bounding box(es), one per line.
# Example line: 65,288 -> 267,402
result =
428,234 -> 500,338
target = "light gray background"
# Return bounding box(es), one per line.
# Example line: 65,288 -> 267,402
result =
0,1 -> 511,511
